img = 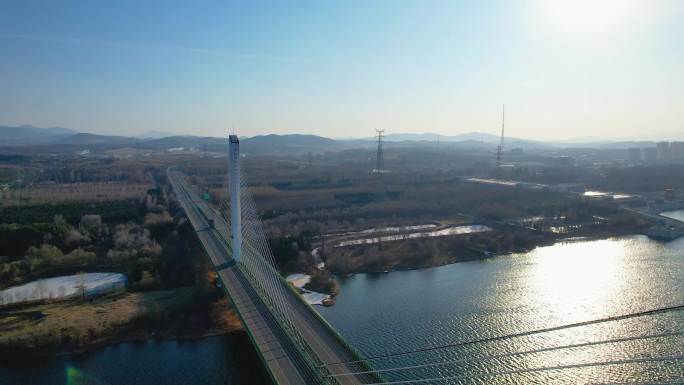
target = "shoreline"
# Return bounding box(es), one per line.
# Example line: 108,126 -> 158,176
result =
1,228 -> 663,359
331,227 -> 654,277
0,326 -> 243,362
0,289 -> 244,361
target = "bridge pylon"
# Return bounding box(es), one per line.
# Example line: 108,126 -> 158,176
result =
229,134 -> 242,262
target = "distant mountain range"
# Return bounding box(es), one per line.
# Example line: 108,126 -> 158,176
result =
52,133 -> 138,145
0,124 -> 670,154
0,126 -> 363,154
379,132 -> 550,149
0,125 -> 77,138
0,125 -> 79,145
382,132 -> 501,142
136,130 -> 184,139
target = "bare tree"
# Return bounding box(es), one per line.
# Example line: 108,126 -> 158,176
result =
36,279 -> 47,300
77,272 -> 86,300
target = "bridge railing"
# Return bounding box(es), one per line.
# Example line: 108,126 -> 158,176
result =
280,273 -> 386,383
171,170 -> 340,384
236,261 -> 337,384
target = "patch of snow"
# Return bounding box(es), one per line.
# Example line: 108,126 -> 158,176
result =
301,291 -> 330,306
286,273 -> 331,306
336,224 -> 437,237
286,274 -> 311,288
335,225 -> 492,247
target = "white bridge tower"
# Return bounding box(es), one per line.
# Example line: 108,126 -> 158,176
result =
229,134 -> 242,262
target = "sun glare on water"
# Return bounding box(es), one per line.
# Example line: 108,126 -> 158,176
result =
540,0 -> 643,36
530,238 -> 629,319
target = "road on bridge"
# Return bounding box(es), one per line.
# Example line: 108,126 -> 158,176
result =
169,171 -> 377,385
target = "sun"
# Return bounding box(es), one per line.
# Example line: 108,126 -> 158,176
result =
539,0 -> 643,36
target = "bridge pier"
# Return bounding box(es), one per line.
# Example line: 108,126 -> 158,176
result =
229,134 -> 242,262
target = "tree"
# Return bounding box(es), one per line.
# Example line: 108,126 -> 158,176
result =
25,244 -> 63,269
63,248 -> 96,266
138,270 -> 156,289
79,214 -> 102,236
64,229 -> 90,247
51,215 -> 71,240
36,279 -> 47,300
77,272 -> 86,300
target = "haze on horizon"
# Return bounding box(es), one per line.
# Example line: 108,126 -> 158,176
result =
1,0 -> 682,141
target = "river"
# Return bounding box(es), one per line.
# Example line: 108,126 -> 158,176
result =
319,234 -> 684,384
662,209 -> 684,223
0,334 -> 269,385
3,229 -> 684,384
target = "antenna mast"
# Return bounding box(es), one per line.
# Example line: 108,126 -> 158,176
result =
496,105 -> 505,169
374,129 -> 385,175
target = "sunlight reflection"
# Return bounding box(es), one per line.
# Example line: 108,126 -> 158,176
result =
524,238 -> 633,374
531,239 -> 628,307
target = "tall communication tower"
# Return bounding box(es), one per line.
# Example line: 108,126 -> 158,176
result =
496,105 -> 505,169
374,129 -> 385,174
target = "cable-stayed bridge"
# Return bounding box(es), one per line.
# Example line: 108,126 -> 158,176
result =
168,135 -> 379,385
169,134 -> 684,385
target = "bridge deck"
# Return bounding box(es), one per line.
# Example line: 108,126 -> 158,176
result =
169,171 -> 376,385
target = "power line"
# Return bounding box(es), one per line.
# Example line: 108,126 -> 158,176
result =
361,353 -> 684,385
324,303 -> 684,367
327,330 -> 684,378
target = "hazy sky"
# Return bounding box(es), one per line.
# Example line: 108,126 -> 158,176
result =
1,0 -> 682,140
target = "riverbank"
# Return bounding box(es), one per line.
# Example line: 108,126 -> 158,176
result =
0,287 -> 243,360
323,223 -> 654,276
318,234 -> 684,384
286,273 -> 337,306
323,226 -> 552,275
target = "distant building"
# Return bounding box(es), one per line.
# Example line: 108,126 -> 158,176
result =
671,142 -> 684,160
644,147 -> 658,163
627,148 -> 642,164
657,142 -> 671,161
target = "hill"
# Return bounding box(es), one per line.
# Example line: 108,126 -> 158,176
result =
241,134 -> 345,153
136,130 -> 181,139
52,133 -> 139,146
0,126 -> 668,155
0,126 -> 79,146
383,132 -> 501,143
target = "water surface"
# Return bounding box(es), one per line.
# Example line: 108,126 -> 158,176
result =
0,335 -> 264,385
3,235 -> 684,384
319,235 -> 684,384
662,209 -> 684,223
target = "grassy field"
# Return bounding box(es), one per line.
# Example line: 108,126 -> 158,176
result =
0,288 -> 243,358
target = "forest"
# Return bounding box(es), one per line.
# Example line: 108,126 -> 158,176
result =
0,176 -> 202,293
